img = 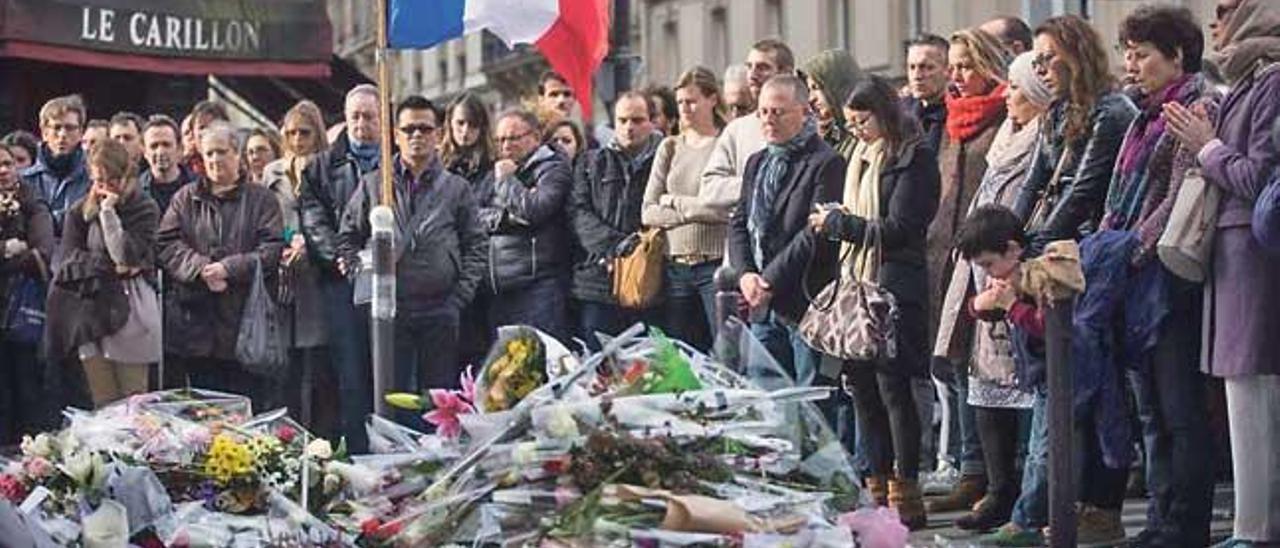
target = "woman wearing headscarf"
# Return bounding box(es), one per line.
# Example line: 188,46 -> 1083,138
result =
1165,0 -> 1280,543
45,139 -> 161,407
801,49 -> 865,160
808,75 -> 940,530
925,28 -> 1011,518
261,100 -> 329,426
935,51 -> 1053,532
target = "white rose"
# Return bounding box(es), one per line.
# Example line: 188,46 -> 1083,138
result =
21,433 -> 54,458
59,452 -> 107,490
305,439 -> 333,460
512,442 -> 539,466
322,473 -> 341,495
324,461 -> 380,495
544,404 -> 579,440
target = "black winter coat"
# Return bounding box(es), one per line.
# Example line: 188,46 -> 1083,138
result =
570,136 -> 660,304
299,134 -> 374,280
45,189 -> 160,360
337,159 -> 487,314
475,145 -> 574,294
728,133 -> 845,322
157,179 -> 284,360
820,136 -> 941,377
0,184 -> 54,328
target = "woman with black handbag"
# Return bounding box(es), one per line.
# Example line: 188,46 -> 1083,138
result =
807,75 -> 940,529
0,144 -> 54,443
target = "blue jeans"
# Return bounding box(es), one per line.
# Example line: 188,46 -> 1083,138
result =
749,312 -> 818,387
1012,390 -> 1049,529
321,277 -> 371,453
661,261 -> 718,350
489,276 -> 569,343
935,363 -> 985,475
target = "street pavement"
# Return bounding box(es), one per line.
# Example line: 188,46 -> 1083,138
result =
907,484 -> 1236,547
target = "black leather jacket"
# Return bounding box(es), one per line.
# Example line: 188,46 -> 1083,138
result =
1014,92 -> 1137,251
299,133 -> 375,280
475,145 -> 574,293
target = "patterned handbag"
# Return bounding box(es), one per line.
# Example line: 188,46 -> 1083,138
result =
798,222 -> 899,362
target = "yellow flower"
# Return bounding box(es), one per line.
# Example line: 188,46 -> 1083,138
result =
204,433 -> 256,486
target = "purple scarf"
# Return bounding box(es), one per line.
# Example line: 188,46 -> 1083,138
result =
1116,74 -> 1195,177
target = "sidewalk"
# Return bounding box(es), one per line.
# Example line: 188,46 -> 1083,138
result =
909,483 -> 1235,547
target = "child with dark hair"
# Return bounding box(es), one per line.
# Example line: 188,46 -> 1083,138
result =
955,204 -> 1050,546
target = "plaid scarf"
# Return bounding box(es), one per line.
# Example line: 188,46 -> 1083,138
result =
748,118 -> 817,267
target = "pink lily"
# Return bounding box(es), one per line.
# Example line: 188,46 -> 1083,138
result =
459,365 -> 477,405
423,389 -> 475,440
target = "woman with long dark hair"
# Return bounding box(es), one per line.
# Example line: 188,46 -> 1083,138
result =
440,93 -> 495,184
808,75 -> 940,529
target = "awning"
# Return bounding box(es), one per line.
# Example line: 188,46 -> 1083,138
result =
216,55 -> 374,124
0,0 -> 331,78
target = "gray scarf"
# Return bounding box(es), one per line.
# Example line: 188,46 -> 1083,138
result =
748,117 -> 818,267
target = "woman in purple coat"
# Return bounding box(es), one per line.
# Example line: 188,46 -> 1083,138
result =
1165,0 -> 1280,543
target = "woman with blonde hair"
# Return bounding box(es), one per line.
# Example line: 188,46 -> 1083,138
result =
925,27 -> 1012,518
261,100 -> 329,424
45,139 -> 161,407
641,66 -> 726,348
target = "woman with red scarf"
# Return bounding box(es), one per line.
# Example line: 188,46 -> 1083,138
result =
923,27 -> 1010,518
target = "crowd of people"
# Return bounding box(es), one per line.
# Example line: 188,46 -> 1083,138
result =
1,1 -> 1278,546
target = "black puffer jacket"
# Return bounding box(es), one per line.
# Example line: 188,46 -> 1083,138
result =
475,145 -> 573,293
570,135 -> 661,304
1014,92 -> 1137,251
299,133 -> 374,280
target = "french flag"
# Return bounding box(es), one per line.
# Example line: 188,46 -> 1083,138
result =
388,0 -> 610,118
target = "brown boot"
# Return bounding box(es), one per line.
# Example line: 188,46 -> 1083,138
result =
925,474 -> 986,513
888,477 -> 928,530
864,475 -> 889,506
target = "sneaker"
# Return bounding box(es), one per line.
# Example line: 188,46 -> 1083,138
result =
982,522 -> 1045,547
921,461 -> 960,495
1077,505 -> 1126,546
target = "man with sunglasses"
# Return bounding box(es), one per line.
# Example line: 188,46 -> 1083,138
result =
337,95 -> 486,429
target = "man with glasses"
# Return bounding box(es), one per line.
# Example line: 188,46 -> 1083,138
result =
338,95 -> 486,428
478,109 -> 574,341
702,39 -> 797,230
723,65 -> 754,121
298,84 -> 383,452
23,95 -> 91,246
729,74 -> 843,388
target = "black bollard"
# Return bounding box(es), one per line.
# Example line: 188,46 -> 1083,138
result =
1045,297 -> 1076,547
712,263 -> 742,370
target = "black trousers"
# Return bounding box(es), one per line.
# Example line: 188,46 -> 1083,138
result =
0,340 -> 48,444
848,365 -> 922,480
173,356 -> 280,414
975,406 -> 1023,503
392,309 -> 460,430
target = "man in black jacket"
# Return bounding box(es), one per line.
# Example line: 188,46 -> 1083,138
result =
338,96 -> 486,428
570,92 -> 661,349
729,74 -> 844,387
139,115 -> 194,215
298,84 -> 381,451
899,34 -> 950,155
478,109 -> 574,341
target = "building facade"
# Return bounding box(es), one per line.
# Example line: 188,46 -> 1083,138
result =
327,0 -> 1221,120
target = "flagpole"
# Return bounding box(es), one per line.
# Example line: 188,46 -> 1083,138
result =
370,0 -> 396,419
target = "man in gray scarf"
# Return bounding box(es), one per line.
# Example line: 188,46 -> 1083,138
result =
728,75 -> 845,387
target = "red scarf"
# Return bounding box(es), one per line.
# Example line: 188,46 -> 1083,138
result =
945,84 -> 1007,143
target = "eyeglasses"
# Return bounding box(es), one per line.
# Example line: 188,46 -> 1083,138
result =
45,122 -> 81,133
494,131 -> 533,145
397,123 -> 436,135
1032,51 -> 1057,73
728,104 -> 754,117
849,113 -> 874,130
757,106 -> 798,120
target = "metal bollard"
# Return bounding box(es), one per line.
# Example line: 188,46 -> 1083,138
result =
1045,298 -> 1076,547
712,263 -> 742,370
370,205 -> 396,418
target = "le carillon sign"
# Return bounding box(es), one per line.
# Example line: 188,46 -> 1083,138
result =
0,0 -> 332,76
